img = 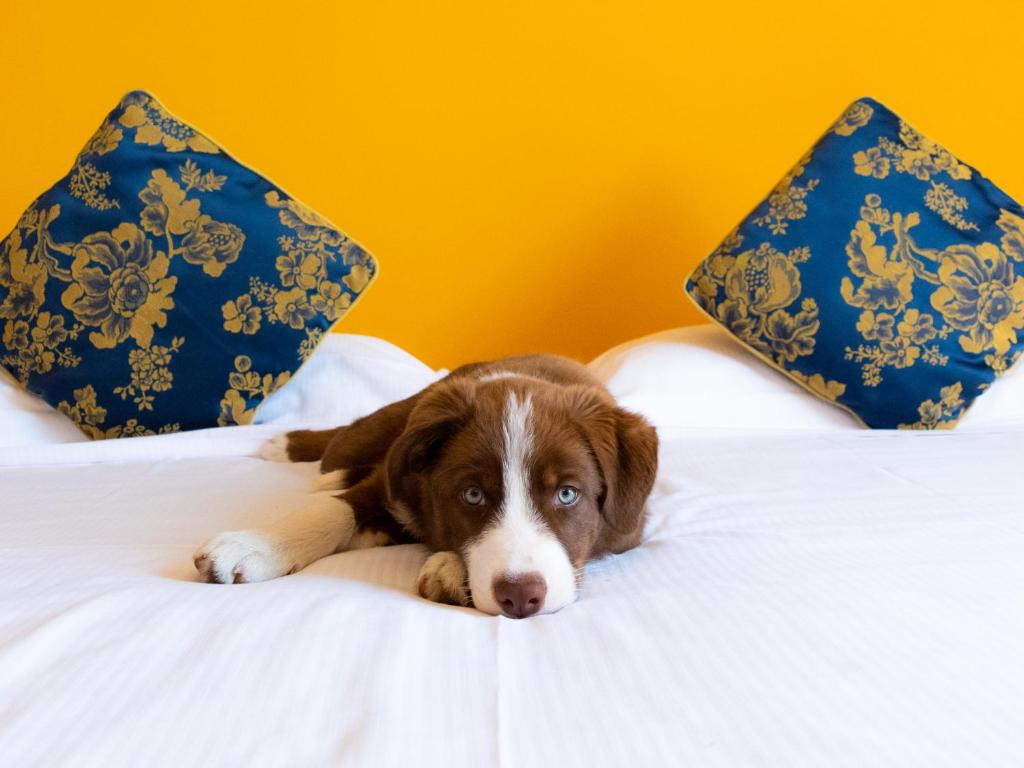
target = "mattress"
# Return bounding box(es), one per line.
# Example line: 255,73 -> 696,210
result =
2,420 -> 1023,767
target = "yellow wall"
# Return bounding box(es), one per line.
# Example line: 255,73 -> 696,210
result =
2,1 -> 1023,368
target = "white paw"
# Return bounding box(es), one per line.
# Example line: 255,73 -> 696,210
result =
258,433 -> 290,462
194,530 -> 284,584
311,468 -> 348,491
417,551 -> 469,606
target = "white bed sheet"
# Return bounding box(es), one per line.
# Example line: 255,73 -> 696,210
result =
2,424 -> 1023,767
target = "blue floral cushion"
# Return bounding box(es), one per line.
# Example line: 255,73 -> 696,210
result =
0,91 -> 376,438
685,98 -> 1024,429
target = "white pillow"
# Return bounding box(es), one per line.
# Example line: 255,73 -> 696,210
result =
590,325 -> 1024,431
255,334 -> 442,427
956,356 -> 1024,430
0,370 -> 88,447
589,325 -> 861,430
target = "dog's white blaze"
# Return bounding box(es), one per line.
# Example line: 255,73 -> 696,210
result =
466,392 -> 577,616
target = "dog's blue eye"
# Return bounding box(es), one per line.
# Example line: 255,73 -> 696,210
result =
462,486 -> 485,506
556,486 -> 580,506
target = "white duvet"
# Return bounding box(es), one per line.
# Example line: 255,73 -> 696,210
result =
2,335 -> 1024,767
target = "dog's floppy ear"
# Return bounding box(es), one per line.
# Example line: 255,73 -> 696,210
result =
385,378 -> 476,502
567,387 -> 658,541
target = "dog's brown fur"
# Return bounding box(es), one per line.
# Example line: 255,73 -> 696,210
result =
283,355 -> 658,573
195,354 -> 658,614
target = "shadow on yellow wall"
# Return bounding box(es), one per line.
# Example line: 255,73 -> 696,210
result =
3,1 -> 1022,368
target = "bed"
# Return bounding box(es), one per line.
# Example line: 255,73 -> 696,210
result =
2,329 -> 1023,767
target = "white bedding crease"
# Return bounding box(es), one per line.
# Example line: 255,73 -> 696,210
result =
2,422 -> 1024,767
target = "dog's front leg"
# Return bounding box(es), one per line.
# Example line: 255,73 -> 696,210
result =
194,490 -> 355,584
416,551 -> 470,606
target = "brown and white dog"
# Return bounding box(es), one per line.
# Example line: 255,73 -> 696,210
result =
194,355 -> 658,618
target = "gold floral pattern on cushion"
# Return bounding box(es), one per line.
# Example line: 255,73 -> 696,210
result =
58,383 -> 179,439
274,287 -> 316,329
138,169 -> 202,237
839,196 -> 951,387
276,251 -> 322,290
119,94 -> 218,154
751,156 -> 820,237
1,308 -> 82,382
61,223 -> 177,350
898,382 -> 964,430
685,97 -> 1024,428
68,120 -> 125,211
0,91 -> 377,438
689,233 -> 845,400
856,120 -> 975,232
136,165 -> 244,278
0,245 -> 48,320
343,264 -> 372,293
181,215 -> 245,277
832,101 -> 874,136
217,355 -> 290,427
311,281 -> 352,321
222,295 -> 262,335
265,191 -> 342,245
997,210 -> 1024,261
931,244 -> 1024,355
113,337 -> 184,412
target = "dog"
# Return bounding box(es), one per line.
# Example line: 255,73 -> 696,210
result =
193,354 -> 658,617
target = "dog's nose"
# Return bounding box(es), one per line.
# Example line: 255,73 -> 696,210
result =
492,572 -> 547,618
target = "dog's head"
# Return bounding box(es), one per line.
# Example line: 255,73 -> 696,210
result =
385,375 -> 658,618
